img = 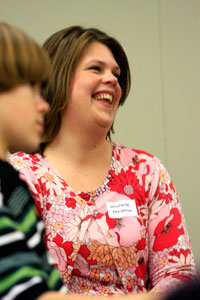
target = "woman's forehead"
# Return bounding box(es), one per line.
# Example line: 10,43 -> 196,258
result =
76,41 -> 119,68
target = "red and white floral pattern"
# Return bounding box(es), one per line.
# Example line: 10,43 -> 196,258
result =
8,143 -> 197,295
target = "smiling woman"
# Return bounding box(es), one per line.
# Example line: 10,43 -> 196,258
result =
62,41 -> 122,139
9,26 -> 197,299
40,26 -> 130,143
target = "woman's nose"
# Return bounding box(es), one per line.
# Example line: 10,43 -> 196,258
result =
102,71 -> 118,86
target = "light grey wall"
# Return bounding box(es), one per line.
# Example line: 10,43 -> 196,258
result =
1,0 -> 199,264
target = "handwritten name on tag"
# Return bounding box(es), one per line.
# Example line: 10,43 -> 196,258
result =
106,200 -> 138,218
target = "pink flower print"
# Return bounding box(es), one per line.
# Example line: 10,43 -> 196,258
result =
151,278 -> 183,293
135,256 -> 147,279
78,192 -> 90,202
113,160 -> 119,171
73,254 -> 90,275
79,281 -> 91,292
92,282 -> 112,295
149,251 -> 169,285
159,170 -> 169,183
90,267 -> 100,280
63,268 -> 72,283
103,271 -> 114,283
120,147 -> 135,167
176,228 -> 191,251
137,160 -> 160,200
64,205 -> 90,242
56,193 -> 65,203
101,287 -> 112,295
140,204 -> 149,220
141,199 -> 163,223
46,202 -> 52,211
115,216 -> 141,247
12,157 -> 28,168
45,218 -> 57,239
153,208 -> 183,251
108,168 -> 145,205
46,206 -> 65,240
34,166 -> 65,196
54,221 -> 64,231
168,249 -> 196,273
65,197 -> 76,209
169,181 -> 176,193
148,198 -> 164,221
133,277 -> 145,291
112,288 -> 127,295
51,205 -> 65,221
58,223 -> 71,240
47,240 -> 67,273
65,191 -> 76,198
148,205 -> 170,242
126,275 -> 134,292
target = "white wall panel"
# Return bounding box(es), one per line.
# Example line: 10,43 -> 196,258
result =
159,0 -> 200,264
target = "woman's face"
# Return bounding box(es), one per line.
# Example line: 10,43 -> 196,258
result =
63,41 -> 122,135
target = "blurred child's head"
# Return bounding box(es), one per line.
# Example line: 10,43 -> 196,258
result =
0,23 -> 50,158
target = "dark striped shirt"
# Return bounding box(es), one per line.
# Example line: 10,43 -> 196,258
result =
0,160 -> 64,299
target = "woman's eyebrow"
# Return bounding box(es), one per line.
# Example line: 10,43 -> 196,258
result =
86,59 -> 121,71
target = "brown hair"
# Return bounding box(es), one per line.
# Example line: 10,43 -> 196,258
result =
0,22 -> 50,92
42,26 -> 131,144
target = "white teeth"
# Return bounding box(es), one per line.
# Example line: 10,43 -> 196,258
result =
94,93 -> 113,103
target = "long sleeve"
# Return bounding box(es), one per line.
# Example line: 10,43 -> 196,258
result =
146,160 -> 197,292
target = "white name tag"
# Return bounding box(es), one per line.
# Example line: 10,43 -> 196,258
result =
106,200 -> 138,218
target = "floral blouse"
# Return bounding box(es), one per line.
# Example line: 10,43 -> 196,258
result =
8,142 -> 197,295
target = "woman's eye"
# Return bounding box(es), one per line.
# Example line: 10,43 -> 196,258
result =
114,73 -> 120,79
89,66 -> 101,71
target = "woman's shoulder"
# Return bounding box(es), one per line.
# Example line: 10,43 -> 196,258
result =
7,152 -> 43,171
112,141 -> 161,165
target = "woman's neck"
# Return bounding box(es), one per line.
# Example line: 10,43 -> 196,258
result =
44,127 -> 113,192
44,125 -> 111,167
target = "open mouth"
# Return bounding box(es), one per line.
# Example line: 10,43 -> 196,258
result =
93,93 -> 113,104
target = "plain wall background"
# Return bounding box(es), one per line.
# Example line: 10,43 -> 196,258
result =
0,0 -> 199,264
